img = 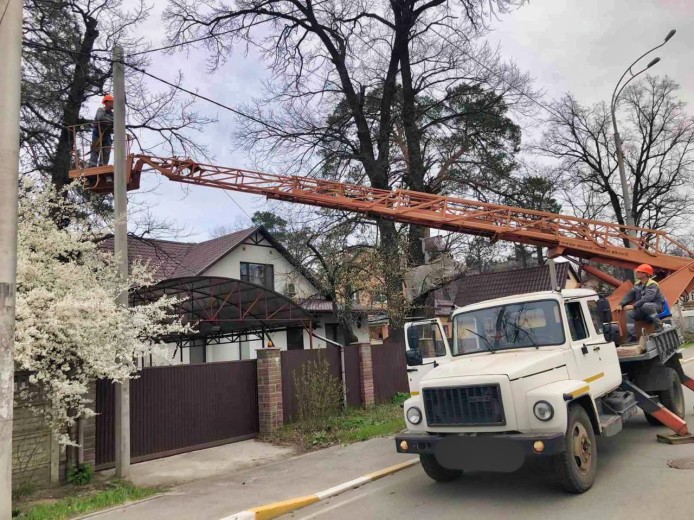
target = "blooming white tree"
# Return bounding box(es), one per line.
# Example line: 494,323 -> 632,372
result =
14,180 -> 191,443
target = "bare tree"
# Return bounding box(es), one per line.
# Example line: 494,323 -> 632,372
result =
535,76 -> 694,241
21,0 -> 214,191
163,0 -> 535,330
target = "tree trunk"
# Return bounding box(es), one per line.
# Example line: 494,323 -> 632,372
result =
50,16 -> 100,190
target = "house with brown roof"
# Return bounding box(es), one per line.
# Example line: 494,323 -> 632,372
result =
101,226 -> 370,363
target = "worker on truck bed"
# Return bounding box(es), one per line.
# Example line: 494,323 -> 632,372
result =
88,94 -> 114,168
616,264 -> 665,332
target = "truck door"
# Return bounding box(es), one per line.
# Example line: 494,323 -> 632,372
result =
565,300 -> 613,396
404,319 -> 451,394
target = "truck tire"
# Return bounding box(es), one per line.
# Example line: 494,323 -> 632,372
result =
553,404 -> 597,494
645,368 -> 685,426
420,454 -> 462,483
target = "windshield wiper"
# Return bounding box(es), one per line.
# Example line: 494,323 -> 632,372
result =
465,328 -> 496,354
506,321 -> 540,350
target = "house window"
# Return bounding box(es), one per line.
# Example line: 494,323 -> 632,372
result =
287,328 -> 304,350
285,282 -> 297,299
240,262 -> 274,290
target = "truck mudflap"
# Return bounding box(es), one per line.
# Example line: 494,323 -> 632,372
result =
396,432 -> 565,472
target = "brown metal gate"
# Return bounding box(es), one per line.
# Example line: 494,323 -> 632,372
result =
95,360 -> 258,468
371,341 -> 409,404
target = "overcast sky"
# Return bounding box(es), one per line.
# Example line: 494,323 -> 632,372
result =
123,0 -> 694,242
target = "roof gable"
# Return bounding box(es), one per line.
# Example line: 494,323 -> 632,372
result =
99,226 -> 324,294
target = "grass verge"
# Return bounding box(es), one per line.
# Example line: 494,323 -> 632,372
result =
267,393 -> 409,452
13,480 -> 160,520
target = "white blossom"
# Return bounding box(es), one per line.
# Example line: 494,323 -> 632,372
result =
15,181 -> 192,444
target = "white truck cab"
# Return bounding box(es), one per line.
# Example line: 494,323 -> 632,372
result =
396,288 -> 684,493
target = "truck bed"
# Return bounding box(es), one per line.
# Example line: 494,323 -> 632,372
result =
617,326 -> 683,364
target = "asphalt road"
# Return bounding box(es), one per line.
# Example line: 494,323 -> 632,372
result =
283,376 -> 694,520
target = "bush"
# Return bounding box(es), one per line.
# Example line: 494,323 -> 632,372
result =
67,463 -> 94,486
293,353 -> 344,431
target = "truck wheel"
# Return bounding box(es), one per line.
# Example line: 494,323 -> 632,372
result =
554,405 -> 597,494
420,454 -> 462,483
646,368 -> 685,426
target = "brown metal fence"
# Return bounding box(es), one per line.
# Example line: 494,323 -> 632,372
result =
95,360 -> 258,468
281,348 -> 341,423
371,341 -> 410,404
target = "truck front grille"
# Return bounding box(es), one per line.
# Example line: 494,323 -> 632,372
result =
423,385 -> 505,426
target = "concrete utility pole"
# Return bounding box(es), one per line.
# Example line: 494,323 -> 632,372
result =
112,45 -> 131,478
0,0 -> 23,516
610,29 -> 676,250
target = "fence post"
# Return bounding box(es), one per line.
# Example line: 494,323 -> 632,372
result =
257,348 -> 283,433
358,343 -> 375,407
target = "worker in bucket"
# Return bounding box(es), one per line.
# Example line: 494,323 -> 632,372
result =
88,94 -> 115,167
616,264 -> 665,332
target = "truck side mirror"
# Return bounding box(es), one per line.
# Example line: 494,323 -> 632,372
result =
602,322 -> 620,343
406,348 -> 423,366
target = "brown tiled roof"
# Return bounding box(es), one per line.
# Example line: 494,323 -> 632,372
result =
99,235 -> 195,280
98,226 -> 323,292
433,263 -> 572,311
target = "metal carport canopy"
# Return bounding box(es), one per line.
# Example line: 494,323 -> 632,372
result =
131,276 -> 314,339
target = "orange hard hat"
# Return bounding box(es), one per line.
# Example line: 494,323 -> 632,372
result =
635,264 -> 654,276
102,94 -> 114,103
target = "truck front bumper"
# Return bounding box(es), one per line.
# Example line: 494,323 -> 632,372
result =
396,431 -> 566,471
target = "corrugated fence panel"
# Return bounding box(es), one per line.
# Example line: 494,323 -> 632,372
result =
371,341 -> 409,404
281,348 -> 341,424
343,345 -> 363,408
95,360 -> 258,468
95,379 -> 115,468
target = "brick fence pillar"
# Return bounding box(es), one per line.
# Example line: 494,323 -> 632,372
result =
257,348 -> 283,433
358,343 -> 375,407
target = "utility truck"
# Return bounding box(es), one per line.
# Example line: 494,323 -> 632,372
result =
397,289 -> 687,493
69,146 -> 694,494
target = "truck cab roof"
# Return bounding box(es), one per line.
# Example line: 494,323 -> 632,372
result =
451,288 -> 597,316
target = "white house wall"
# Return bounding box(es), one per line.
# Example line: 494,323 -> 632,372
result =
202,233 -> 318,299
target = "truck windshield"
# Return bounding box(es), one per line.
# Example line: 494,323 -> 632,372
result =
451,299 -> 565,356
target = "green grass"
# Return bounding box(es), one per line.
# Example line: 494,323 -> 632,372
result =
13,480 -> 159,520
681,341 -> 694,349
269,393 -> 409,451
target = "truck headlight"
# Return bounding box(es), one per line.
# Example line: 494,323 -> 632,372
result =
533,401 -> 554,421
406,407 -> 422,425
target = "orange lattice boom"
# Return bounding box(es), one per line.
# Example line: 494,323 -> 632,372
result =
128,154 -> 694,306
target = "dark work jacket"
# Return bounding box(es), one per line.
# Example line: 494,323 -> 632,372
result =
620,279 -> 665,309
93,107 -> 114,135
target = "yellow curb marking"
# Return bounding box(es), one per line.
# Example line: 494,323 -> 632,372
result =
251,495 -> 320,520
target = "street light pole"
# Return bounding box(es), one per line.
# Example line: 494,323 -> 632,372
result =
610,29 -> 676,249
0,1 -> 24,516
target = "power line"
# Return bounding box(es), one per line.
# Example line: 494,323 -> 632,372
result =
126,30 -> 237,57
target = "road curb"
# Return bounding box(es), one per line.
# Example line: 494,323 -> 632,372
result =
220,458 -> 419,520
682,356 -> 694,366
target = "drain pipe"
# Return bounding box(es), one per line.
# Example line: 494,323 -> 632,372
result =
312,332 -> 348,409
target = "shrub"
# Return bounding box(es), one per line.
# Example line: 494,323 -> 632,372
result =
293,353 -> 344,431
67,462 -> 94,486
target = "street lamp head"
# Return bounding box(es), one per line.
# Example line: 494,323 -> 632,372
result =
647,57 -> 661,68
665,29 -> 676,42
